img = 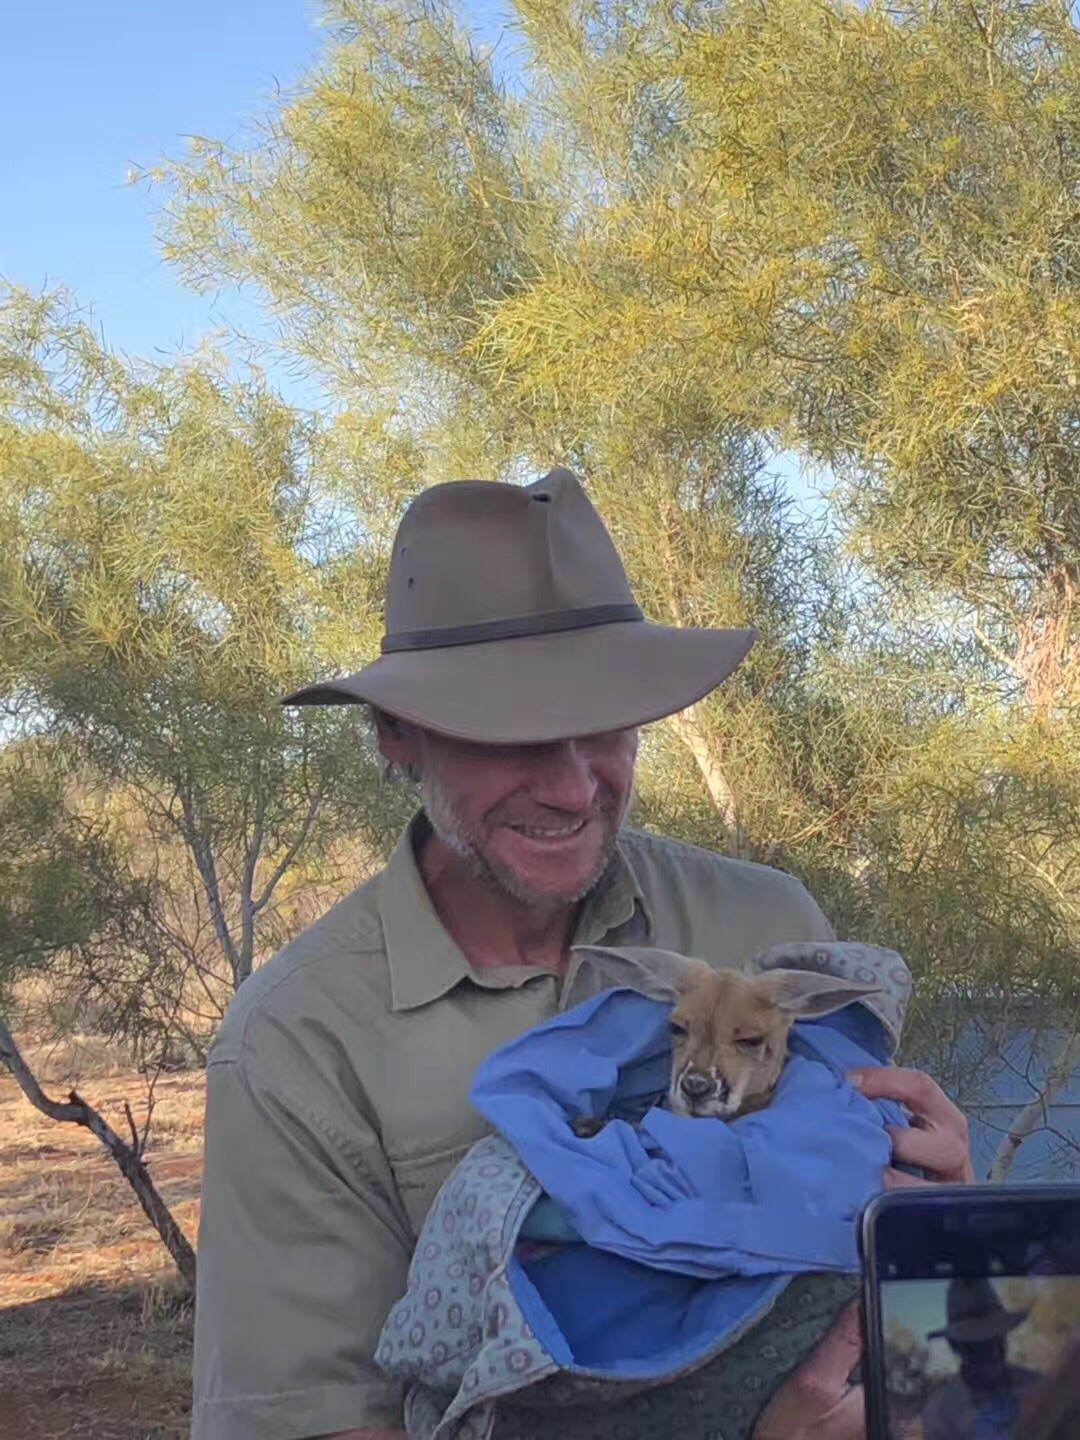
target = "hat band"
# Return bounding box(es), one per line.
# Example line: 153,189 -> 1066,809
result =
381,603 -> 644,654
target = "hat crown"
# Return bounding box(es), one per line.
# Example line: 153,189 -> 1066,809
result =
384,469 -> 637,645
280,464 -> 758,742
946,1278 -> 1005,1326
928,1276 -> 1028,1343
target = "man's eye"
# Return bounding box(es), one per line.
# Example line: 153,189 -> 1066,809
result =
737,1035 -> 765,1051
669,1021 -> 687,1038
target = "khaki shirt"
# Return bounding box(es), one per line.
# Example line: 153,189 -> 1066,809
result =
192,817 -> 834,1440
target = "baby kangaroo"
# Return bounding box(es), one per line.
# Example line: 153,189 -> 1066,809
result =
571,947 -> 882,1135
664,963 -> 879,1120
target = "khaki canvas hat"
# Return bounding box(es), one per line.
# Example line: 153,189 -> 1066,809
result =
927,1277 -> 1028,1345
282,468 -> 757,744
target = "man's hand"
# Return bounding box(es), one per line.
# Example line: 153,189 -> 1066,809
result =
848,1065 -> 976,1186
752,1301 -> 864,1439
751,1066 -> 975,1439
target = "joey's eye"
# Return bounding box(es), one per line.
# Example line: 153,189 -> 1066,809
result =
669,1021 -> 687,1038
736,1035 -> 766,1051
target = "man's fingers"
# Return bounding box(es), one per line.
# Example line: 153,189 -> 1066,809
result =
808,1300 -> 863,1386
756,1389 -> 866,1440
849,1065 -> 948,1117
813,1391 -> 865,1440
849,1066 -> 975,1183
751,1301 -> 867,1438
883,1165 -> 928,1190
885,1123 -> 974,1182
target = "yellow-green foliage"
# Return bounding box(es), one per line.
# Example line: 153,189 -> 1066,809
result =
0,287 -> 414,1016
148,0 -> 1080,1032
4,2 -> 1079,1074
156,2 -> 1079,680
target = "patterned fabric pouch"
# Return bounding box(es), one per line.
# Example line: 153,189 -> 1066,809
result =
378,941 -> 912,1440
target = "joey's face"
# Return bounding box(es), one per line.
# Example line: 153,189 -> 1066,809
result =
667,969 -> 792,1120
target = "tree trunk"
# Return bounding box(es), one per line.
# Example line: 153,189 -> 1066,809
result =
0,1018 -> 197,1291
988,1030 -> 1080,1183
667,707 -> 743,856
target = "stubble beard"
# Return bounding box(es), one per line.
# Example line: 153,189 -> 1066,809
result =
420,771 -> 624,907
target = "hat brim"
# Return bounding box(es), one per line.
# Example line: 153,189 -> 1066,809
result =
281,621 -> 757,744
927,1310 -> 1028,1344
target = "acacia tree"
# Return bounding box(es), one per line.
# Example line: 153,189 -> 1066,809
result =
151,0 -> 1080,1173
151,0 -> 866,861
0,287 -> 425,1276
0,287 -> 412,1023
665,0 -> 1080,1169
0,746 -> 199,1288
0,746 -> 150,1009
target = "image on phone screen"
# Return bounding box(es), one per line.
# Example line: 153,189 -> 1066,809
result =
879,1270 -> 1080,1439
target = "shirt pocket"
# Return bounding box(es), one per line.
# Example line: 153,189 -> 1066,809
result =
388,1136 -> 485,1237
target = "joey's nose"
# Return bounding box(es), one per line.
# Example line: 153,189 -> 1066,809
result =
680,1071 -> 713,1101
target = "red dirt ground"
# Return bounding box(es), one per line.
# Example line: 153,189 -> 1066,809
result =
1,1045 -> 203,1438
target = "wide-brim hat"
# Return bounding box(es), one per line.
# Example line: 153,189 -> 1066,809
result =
282,468 -> 757,744
927,1277 -> 1029,1345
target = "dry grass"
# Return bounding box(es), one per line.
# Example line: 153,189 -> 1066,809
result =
0,1037 -> 204,1439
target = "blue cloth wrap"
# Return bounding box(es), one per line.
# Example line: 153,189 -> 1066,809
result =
468,989 -> 905,1378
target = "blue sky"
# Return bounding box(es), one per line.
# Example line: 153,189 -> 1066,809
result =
0,2 -> 508,396
2,2 -> 322,384
0,1 -> 822,503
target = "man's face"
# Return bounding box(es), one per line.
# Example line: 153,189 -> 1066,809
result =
382,722 -> 639,906
952,1336 -> 1009,1393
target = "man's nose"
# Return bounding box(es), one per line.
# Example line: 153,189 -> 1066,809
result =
530,740 -> 598,811
680,1070 -> 713,1100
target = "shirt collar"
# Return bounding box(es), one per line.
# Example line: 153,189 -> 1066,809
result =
380,811 -> 648,1013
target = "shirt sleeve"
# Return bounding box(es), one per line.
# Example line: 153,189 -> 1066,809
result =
779,874 -> 836,943
192,1048 -> 412,1440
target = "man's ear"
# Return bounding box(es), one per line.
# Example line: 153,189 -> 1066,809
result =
761,969 -> 884,1019
371,707 -> 420,770
570,944 -> 710,1004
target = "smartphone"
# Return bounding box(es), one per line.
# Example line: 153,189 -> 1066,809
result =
860,1185 -> 1080,1440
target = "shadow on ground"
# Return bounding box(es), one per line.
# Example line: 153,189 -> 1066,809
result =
1,1279 -> 193,1440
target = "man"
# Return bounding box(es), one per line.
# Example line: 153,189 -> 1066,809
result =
192,468 -> 972,1440
921,1277 -> 1041,1440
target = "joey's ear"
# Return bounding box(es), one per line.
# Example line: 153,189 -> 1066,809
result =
570,944 -> 711,1004
760,969 -> 884,1019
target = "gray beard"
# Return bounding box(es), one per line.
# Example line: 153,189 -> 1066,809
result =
420,772 -> 620,907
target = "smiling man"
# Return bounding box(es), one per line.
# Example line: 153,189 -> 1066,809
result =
192,469 -> 972,1440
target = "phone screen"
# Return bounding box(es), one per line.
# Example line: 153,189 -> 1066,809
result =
880,1273 -> 1080,1438
863,1187 -> 1080,1440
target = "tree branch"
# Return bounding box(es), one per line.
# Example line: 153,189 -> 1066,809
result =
177,784 -> 241,986
0,1020 -> 86,1124
988,1030 -> 1080,1182
124,1099 -> 141,1156
667,707 -> 743,856
237,785 -> 267,987
656,500 -> 744,856
252,787 -> 323,916
0,1017 -> 197,1291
